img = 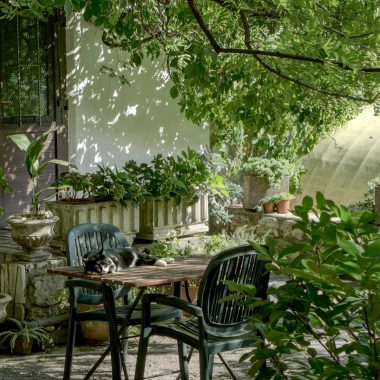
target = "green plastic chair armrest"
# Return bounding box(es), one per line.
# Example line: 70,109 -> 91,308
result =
142,294 -> 203,317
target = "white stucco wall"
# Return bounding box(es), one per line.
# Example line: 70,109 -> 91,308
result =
299,107 -> 380,205
65,15 -> 208,172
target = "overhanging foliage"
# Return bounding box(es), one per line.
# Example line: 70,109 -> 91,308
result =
2,1 -> 379,161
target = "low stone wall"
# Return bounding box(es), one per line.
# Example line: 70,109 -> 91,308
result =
0,232 -> 68,321
225,206 -> 303,241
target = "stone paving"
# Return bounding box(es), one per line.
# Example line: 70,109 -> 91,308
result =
0,336 -> 252,380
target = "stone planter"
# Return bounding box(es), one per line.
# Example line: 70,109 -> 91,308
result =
7,215 -> 58,261
47,200 -> 140,251
137,194 -> 209,241
0,293 -> 12,323
243,175 -> 289,210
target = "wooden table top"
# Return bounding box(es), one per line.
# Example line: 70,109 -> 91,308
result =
47,255 -> 211,288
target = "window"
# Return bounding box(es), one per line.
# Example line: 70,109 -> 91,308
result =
0,15 -> 60,126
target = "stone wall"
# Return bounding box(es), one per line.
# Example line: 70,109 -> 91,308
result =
0,233 -> 68,321
225,206 -> 303,241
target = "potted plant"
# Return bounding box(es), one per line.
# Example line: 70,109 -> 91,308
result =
0,318 -> 50,355
260,195 -> 276,214
47,167 -> 143,250
7,131 -> 72,261
271,192 -> 295,214
136,148 -> 219,240
241,157 -> 294,210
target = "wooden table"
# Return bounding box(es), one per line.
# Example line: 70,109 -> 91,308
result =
48,255 -> 211,380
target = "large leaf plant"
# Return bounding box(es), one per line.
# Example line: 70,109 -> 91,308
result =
236,192 -> 380,379
9,131 -> 73,217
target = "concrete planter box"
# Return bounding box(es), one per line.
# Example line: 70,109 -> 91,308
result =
243,175 -> 290,210
47,200 -> 139,251
137,194 -> 209,241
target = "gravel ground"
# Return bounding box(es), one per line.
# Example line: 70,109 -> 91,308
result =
0,336 -> 252,380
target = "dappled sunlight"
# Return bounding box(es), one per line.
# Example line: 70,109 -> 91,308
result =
65,14 -> 208,172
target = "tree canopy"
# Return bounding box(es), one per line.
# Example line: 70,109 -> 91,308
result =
2,0 -> 379,163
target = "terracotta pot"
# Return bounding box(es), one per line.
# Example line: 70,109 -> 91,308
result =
13,336 -> 33,355
78,304 -> 109,345
262,202 -> 275,214
276,200 -> 291,214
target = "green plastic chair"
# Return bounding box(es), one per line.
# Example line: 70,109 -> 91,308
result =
63,223 -> 180,380
134,244 -> 270,380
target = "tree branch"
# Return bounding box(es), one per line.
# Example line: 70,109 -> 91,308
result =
188,0 -> 380,72
187,0 -> 380,103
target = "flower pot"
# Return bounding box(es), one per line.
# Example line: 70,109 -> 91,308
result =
7,214 -> 58,261
262,202 -> 275,214
78,304 -> 109,345
276,200 -> 291,214
12,336 -> 33,355
0,294 -> 12,323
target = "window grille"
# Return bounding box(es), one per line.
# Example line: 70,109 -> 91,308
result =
0,15 -> 60,127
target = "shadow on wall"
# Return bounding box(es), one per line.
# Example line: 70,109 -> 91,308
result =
66,14 -> 208,171
298,107 -> 380,206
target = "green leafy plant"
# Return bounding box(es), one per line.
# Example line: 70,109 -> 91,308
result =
266,192 -> 295,204
8,131 -> 73,216
242,157 -> 297,189
0,318 -> 50,353
92,164 -> 146,206
55,171 -> 95,201
148,239 -> 195,258
125,147 -> 226,206
237,192 -> 380,379
348,176 -> 380,212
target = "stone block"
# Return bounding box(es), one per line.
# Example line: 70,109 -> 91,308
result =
257,217 -> 279,238
30,274 -> 67,307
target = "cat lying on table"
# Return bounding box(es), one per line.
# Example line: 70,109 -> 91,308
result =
82,247 -> 174,274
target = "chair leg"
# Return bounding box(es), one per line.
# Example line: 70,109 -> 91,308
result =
207,354 -> 214,379
63,315 -> 77,380
122,327 -> 129,368
199,345 -> 211,380
178,341 -> 190,380
134,329 -> 151,380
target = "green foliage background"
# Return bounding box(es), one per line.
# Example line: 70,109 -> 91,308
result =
1,0 -> 379,168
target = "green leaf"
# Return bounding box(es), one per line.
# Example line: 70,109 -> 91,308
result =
364,239 -> 380,257
170,85 -> 179,99
8,134 -> 30,152
302,195 -> 313,210
316,191 -> 326,209
337,238 -> 362,256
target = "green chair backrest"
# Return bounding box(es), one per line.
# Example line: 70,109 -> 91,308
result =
66,223 -> 130,304
197,244 -> 269,338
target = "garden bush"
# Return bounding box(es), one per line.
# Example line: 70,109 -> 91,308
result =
236,192 -> 380,379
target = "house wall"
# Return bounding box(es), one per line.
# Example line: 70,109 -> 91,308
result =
65,15 -> 208,172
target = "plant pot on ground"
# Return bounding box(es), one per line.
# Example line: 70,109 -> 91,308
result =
7,131 -> 73,261
0,318 -> 50,354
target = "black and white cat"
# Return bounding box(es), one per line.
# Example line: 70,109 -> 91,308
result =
82,247 -> 174,274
